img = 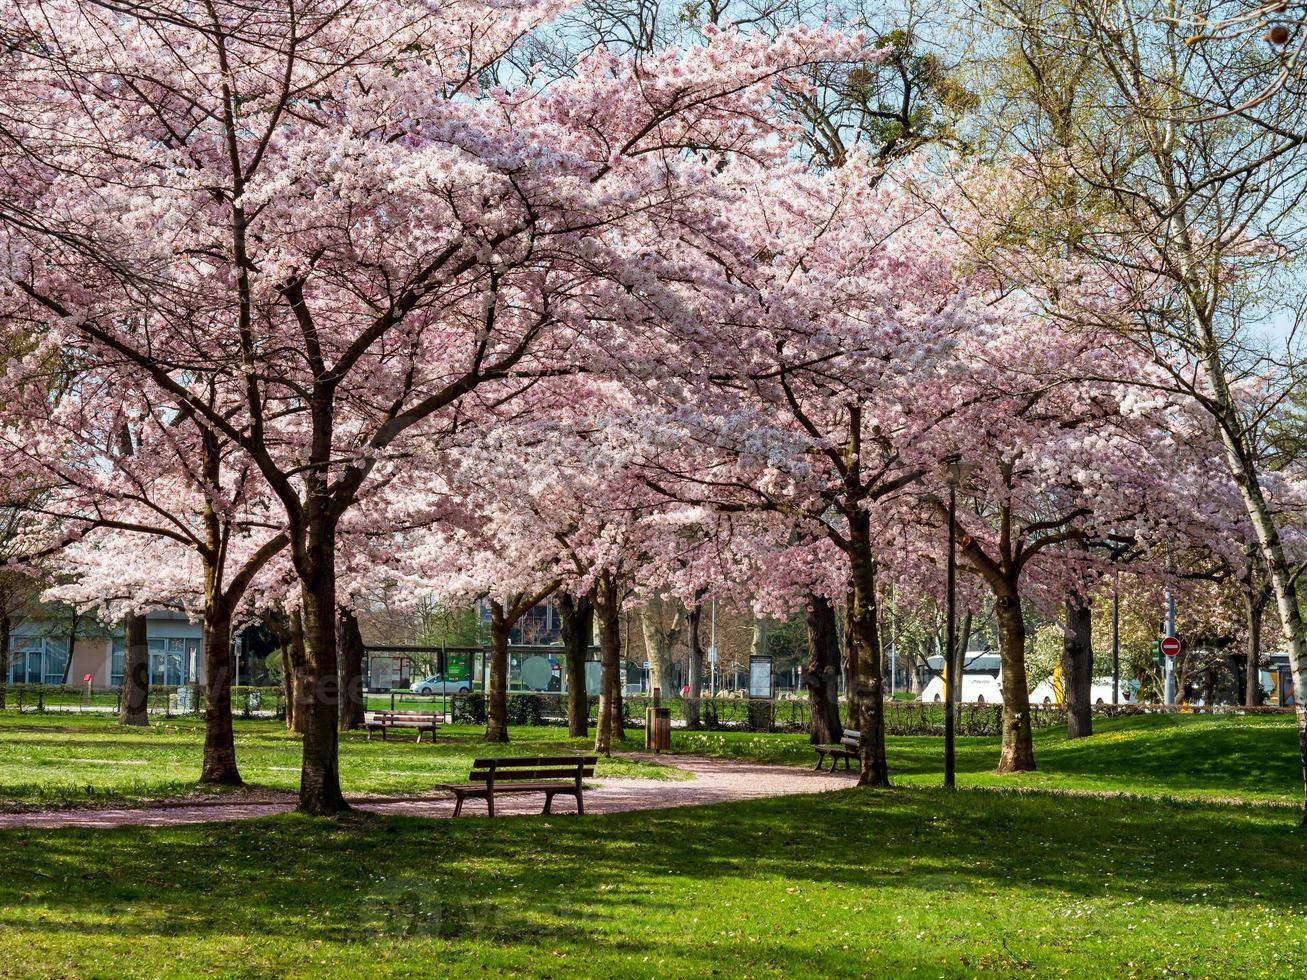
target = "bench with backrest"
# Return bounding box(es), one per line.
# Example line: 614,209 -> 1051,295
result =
440,756 -> 596,817
813,729 -> 860,771
364,710 -> 439,743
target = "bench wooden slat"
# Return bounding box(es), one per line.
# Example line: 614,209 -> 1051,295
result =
470,755 -> 598,768
440,780 -> 578,794
469,768 -> 595,782
368,719 -> 432,726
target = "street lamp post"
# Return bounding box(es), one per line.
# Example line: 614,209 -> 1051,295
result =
709,598 -> 717,696
940,458 -> 974,789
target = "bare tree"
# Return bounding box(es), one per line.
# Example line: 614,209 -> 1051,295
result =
977,0 -> 1307,820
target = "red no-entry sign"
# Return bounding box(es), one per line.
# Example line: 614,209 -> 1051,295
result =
1160,636 -> 1181,657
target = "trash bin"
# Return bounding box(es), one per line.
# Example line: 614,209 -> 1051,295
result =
645,707 -> 672,752
746,699 -> 773,732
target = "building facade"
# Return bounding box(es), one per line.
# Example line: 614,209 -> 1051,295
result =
7,610 -> 204,689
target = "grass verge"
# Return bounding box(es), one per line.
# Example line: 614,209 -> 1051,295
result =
0,787 -> 1303,977
0,713 -> 678,807
673,712 -> 1307,803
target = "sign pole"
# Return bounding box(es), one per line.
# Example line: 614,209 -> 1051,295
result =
1163,591 -> 1177,706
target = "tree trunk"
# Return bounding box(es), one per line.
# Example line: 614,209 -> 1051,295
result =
995,586 -> 1035,773
297,572 -> 347,815
59,611 -> 79,685
1062,596 -> 1093,739
559,593 -> 593,738
1194,345 -> 1307,823
486,601 -> 511,743
336,605 -> 366,731
953,610 -> 973,730
751,615 -> 770,659
593,578 -> 621,755
0,612 -> 9,710
118,612 -> 150,727
804,594 -> 842,745
685,603 -> 704,729
639,596 -> 678,697
1245,593 -> 1263,708
842,588 -> 859,730
285,610 -> 310,735
847,515 -> 888,787
611,611 -> 625,739
199,604 -> 241,785
281,655 -> 296,730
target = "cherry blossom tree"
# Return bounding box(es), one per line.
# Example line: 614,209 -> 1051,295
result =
0,0 -> 859,811
975,0 -> 1307,821
631,155 -> 1021,786
0,374 -> 288,781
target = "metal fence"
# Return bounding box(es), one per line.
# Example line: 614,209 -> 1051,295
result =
1,683 -> 1289,731
447,692 -> 1298,735
0,684 -> 285,719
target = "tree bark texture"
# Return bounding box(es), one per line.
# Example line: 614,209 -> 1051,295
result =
1061,596 -> 1093,740
685,603 -> 704,729
804,594 -> 843,745
118,612 -> 150,727
199,605 -> 242,785
848,515 -> 888,787
486,601 -> 511,743
593,578 -> 622,755
995,587 -> 1035,773
560,592 -> 593,738
337,605 -> 366,731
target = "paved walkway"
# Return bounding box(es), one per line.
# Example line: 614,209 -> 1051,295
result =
0,755 -> 857,829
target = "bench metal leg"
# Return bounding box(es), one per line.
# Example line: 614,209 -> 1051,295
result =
487,792 -> 495,819
575,790 -> 584,816
542,791 -> 553,815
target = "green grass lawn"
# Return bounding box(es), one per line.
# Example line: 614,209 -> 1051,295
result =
1,712 -> 1305,975
675,713 -> 1307,803
3,710 -> 1303,808
0,788 -> 1303,977
0,712 -> 676,806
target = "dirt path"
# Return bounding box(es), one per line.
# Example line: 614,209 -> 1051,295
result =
0,755 -> 857,829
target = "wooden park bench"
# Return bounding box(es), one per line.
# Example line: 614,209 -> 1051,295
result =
440,756 -> 597,817
813,729 -> 860,771
363,710 -> 439,743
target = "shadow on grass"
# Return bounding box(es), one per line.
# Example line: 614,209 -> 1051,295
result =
804,714 -> 1306,798
0,786 -> 1302,966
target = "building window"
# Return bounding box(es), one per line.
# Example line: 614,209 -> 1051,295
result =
7,636 -> 67,685
110,636 -> 199,687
